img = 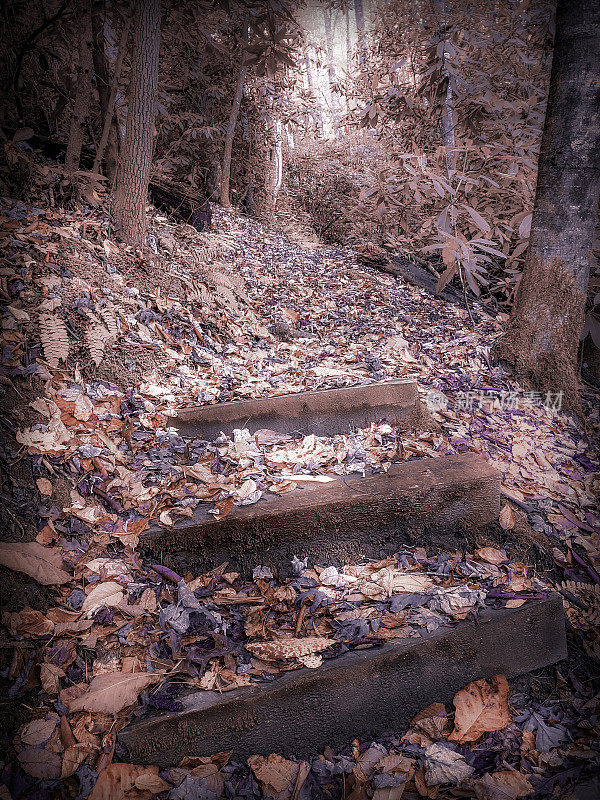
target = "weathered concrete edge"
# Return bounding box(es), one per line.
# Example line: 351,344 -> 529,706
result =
144,453 -> 501,542
169,379 -> 422,439
120,595 -> 566,765
140,454 -> 501,574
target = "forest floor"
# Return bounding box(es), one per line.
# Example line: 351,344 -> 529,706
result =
0,196 -> 599,800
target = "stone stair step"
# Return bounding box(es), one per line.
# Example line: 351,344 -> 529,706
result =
141,453 -> 500,575
169,379 -> 425,440
119,594 -> 566,765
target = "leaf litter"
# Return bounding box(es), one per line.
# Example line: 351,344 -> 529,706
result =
0,198 -> 599,797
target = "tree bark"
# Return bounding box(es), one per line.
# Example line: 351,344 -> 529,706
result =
113,0 -> 161,248
304,50 -> 324,135
346,8 -> 352,75
91,0 -> 122,180
492,0 -> 600,412
323,3 -> 340,136
433,0 -> 456,175
354,0 -> 366,72
220,19 -> 248,207
65,1 -> 94,173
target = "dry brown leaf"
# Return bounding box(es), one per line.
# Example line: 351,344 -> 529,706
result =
376,754 -> 414,775
41,662 -> 65,694
499,504 -> 515,531
473,769 -> 533,799
18,747 -> 62,780
245,636 -> 334,661
8,305 -> 30,322
372,788 -> 406,800
81,581 -> 125,617
449,675 -> 512,743
0,541 -> 72,585
68,672 -> 161,715
88,763 -> 166,800
3,607 -> 54,637
36,478 -> 53,496
86,324 -> 112,365
74,393 -> 94,421
248,753 -> 301,800
403,702 -> 449,746
475,547 -> 507,565
40,313 -> 69,367
61,742 -> 94,779
19,715 -> 60,746
133,772 -> 170,793
98,302 -> 119,338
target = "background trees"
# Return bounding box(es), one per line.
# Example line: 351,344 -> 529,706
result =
493,0 -> 600,410
113,0 -> 161,247
1,0 -> 598,395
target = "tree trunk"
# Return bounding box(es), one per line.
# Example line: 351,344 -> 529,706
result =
323,4 -> 340,137
304,50 -> 324,135
434,0 -> 456,175
267,117 -> 283,208
91,0 -> 122,180
65,1 -> 94,173
492,0 -> 600,412
113,0 -> 161,248
354,0 -> 366,72
346,8 -> 352,75
220,19 -> 248,207
93,12 -> 131,180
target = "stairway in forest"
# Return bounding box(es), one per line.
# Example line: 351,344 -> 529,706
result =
121,379 -> 567,762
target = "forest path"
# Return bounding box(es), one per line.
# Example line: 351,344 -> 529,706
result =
1,200 -> 599,794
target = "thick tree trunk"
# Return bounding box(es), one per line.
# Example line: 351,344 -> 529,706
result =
65,1 -> 94,173
91,0 -> 121,180
493,0 -> 600,412
220,20 -> 248,207
113,0 -> 161,248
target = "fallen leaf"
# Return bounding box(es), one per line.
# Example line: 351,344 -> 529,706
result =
36,478 -> 53,496
499,504 -> 515,531
372,789 -> 406,800
81,581 -> 125,617
473,769 -> 533,799
40,662 -> 65,694
0,542 -> 72,585
424,742 -> 474,785
88,763 -> 166,800
505,598 -> 526,608
248,753 -> 300,800
18,747 -> 62,780
3,607 -> 54,636
475,547 -> 507,565
134,772 -> 170,793
68,672 -> 161,715
61,742 -> 94,779
19,714 -> 60,746
449,675 -> 512,743
74,393 -> 94,421
8,305 -> 30,322
392,572 -> 434,592
245,636 -> 334,661
404,702 -> 449,746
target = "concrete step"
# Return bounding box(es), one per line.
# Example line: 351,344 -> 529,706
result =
142,453 -> 500,575
168,379 -> 426,440
119,594 -> 567,765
